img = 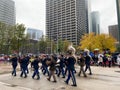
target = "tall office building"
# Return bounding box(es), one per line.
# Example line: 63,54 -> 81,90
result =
46,0 -> 89,45
0,0 -> 15,25
116,0 -> 120,43
109,25 -> 119,42
26,28 -> 43,41
91,11 -> 100,34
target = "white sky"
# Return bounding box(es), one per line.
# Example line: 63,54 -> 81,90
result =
13,0 -> 117,34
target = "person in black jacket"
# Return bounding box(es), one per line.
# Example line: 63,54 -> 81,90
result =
64,51 -> 77,87
20,55 -> 28,78
11,54 -> 18,76
57,54 -> 65,78
32,56 -> 40,80
84,52 -> 92,75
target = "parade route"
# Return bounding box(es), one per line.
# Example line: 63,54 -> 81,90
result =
0,66 -> 120,90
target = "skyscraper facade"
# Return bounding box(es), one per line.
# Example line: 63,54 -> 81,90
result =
109,25 -> 119,42
91,11 -> 100,34
26,28 -> 43,41
46,0 -> 89,45
116,0 -> 120,43
0,0 -> 15,25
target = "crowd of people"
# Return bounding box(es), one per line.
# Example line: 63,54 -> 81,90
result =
7,49 -> 120,87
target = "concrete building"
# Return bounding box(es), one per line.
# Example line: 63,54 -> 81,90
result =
116,0 -> 120,43
91,11 -> 100,34
26,28 -> 43,41
109,25 -> 119,42
46,0 -> 90,45
0,0 -> 15,25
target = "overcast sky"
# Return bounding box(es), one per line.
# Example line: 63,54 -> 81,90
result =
13,0 -> 117,34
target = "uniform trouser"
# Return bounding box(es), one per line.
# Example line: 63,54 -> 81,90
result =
57,67 -> 65,77
48,70 -> 56,81
12,65 -> 17,75
66,69 -> 77,85
43,65 -> 49,76
26,65 -> 29,73
65,66 -> 68,75
32,68 -> 40,78
78,66 -> 86,76
20,67 -> 27,77
85,64 -> 92,74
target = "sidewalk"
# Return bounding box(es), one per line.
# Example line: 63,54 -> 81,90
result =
0,62 -> 12,74
0,82 -> 32,90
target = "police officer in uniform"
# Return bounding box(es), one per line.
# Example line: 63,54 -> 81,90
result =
11,54 -> 18,76
64,51 -> 77,87
32,56 -> 40,80
20,55 -> 28,78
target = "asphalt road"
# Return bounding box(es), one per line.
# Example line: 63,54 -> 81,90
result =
0,66 -> 120,90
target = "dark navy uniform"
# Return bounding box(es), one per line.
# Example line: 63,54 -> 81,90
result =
20,56 -> 28,78
57,55 -> 65,78
11,56 -> 18,76
25,56 -> 30,74
65,56 -> 77,86
32,56 -> 40,80
85,55 -> 92,75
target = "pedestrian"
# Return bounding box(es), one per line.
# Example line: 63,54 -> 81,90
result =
32,56 -> 40,80
107,55 -> 112,68
64,51 -> 77,87
20,55 -> 28,78
47,55 -> 57,83
57,54 -> 65,78
11,54 -> 18,76
84,51 -> 92,75
25,55 -> 30,74
117,54 -> 120,68
103,55 -> 107,67
98,55 -> 103,66
77,53 -> 87,77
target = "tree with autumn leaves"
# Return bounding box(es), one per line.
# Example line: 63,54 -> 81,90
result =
78,33 -> 117,52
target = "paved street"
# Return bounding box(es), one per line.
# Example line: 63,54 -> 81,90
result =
0,66 -> 120,90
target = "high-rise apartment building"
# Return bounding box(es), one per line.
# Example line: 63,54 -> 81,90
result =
109,25 -> 119,42
116,0 -> 120,43
46,0 -> 89,45
0,0 -> 15,25
91,11 -> 100,34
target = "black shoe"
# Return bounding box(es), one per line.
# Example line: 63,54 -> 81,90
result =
11,72 -> 13,76
89,73 -> 92,75
84,75 -> 87,77
62,76 -> 65,78
47,78 -> 50,81
14,74 -> 17,76
52,80 -> 57,83
24,76 -> 27,78
71,84 -> 77,87
64,81 -> 68,84
37,78 -> 40,80
20,75 -> 22,77
32,76 -> 34,79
